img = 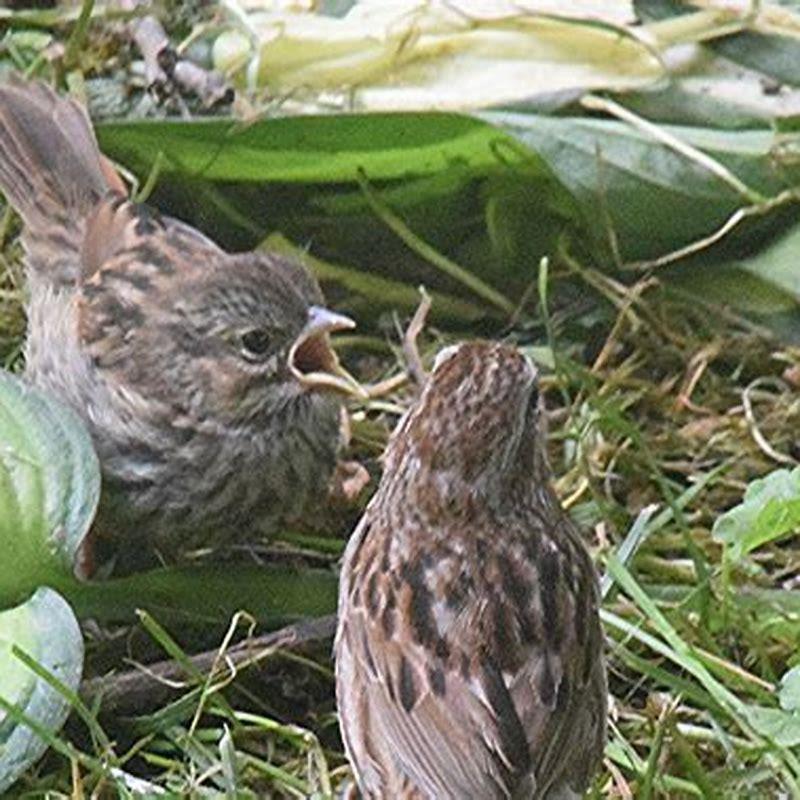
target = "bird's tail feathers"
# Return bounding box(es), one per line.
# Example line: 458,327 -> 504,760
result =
0,75 -> 114,233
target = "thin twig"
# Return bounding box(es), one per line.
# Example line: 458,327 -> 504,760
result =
402,286 -> 432,388
742,378 -> 796,466
363,372 -> 408,400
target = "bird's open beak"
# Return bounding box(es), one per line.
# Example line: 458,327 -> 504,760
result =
288,306 -> 365,397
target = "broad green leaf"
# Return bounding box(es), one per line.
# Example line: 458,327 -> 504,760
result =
96,114 -> 514,185
0,587 -> 84,793
0,371 -> 100,606
669,265 -> 798,316
61,564 -> 338,627
97,110 -> 798,297
733,220 -> 800,300
95,113 -> 568,314
481,112 -> 797,261
712,466 -> 800,561
663,196 -> 800,336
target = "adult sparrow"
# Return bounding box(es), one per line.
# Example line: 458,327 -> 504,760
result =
0,75 -> 358,556
335,342 -> 607,799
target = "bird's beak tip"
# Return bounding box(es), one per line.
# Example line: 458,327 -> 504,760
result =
306,306 -> 356,335
288,306 -> 363,397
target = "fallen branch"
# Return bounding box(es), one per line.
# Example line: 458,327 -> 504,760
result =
80,614 -> 337,715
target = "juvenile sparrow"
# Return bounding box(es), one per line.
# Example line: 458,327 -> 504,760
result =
0,75 -> 357,556
335,342 -> 607,799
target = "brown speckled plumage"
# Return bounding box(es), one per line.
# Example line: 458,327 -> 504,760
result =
335,342 -> 606,799
0,76 -> 353,555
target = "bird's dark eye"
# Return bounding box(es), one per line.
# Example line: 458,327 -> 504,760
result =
240,328 -> 273,362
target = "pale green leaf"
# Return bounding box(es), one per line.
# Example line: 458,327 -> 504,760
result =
0,371 -> 100,606
0,587 -> 84,793
780,665 -> 800,714
748,706 -> 800,748
711,467 -> 800,561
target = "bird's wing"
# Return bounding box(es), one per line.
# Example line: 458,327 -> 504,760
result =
504,518 -> 607,798
336,514 -> 534,799
77,193 -> 226,373
337,611 -> 533,800
337,505 -> 607,800
81,192 -> 222,280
